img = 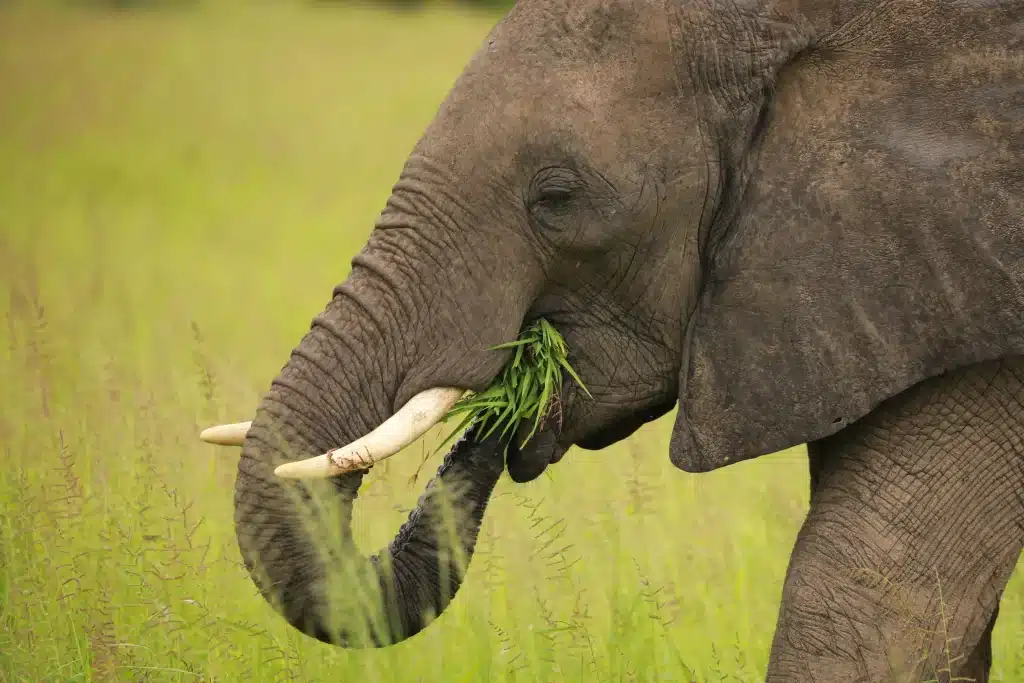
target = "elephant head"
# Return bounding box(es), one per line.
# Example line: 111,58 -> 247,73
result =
203,0 -> 1024,648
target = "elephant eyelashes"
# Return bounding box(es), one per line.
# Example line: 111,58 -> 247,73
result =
528,167 -> 583,227
534,188 -> 575,211
529,193 -> 576,234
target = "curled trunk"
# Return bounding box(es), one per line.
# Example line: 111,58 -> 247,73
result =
234,421 -> 504,647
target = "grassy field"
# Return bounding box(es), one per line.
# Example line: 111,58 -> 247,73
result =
0,3 -> 1020,681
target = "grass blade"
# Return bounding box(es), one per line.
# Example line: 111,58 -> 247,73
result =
435,319 -> 590,456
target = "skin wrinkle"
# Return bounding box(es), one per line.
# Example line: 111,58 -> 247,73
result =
364,229 -> 436,294
555,276 -> 663,347
593,340 -> 643,398
389,182 -> 468,244
388,169 -> 542,316
548,308 -> 671,400
610,181 -> 658,294
278,349 -> 365,441
354,272 -> 412,390
309,307 -> 396,425
333,269 -> 407,392
371,229 -> 465,370
401,178 -> 539,340
380,207 -> 468,297
359,244 -> 432,386
265,378 -> 345,452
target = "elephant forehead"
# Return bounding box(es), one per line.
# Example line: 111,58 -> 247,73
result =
411,10 -> 692,178
470,0 -> 681,103
416,82 -> 692,194
503,0 -> 671,58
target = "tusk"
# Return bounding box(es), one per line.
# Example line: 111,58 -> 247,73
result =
273,387 -> 465,479
200,421 -> 251,446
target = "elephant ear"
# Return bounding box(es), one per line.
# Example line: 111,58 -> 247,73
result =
669,3 -> 1024,473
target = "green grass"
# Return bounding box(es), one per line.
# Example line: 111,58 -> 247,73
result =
0,3 -> 1020,681
440,319 -> 592,453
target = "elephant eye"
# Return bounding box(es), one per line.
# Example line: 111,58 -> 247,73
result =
535,187 -> 574,208
529,167 -> 581,220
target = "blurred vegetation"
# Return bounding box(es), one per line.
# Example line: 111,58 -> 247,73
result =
19,0 -> 517,13
0,1 -> 1020,682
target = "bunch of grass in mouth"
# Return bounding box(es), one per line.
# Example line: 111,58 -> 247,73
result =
438,319 -> 592,454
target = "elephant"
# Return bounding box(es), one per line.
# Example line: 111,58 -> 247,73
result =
200,0 -> 1024,680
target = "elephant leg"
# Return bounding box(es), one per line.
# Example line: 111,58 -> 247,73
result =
766,358 -> 1024,682
958,603 -> 998,683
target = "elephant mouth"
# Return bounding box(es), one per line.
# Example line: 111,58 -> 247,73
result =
201,385 -> 472,479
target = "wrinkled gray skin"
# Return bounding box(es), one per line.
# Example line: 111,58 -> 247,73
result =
233,0 -> 1023,679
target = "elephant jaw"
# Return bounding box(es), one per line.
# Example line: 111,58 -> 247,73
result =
199,386 -> 467,477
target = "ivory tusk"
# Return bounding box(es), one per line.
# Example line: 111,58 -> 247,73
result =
273,387 -> 465,479
200,421 -> 252,446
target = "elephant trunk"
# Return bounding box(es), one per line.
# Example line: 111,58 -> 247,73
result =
231,239 -> 512,646
234,422 -> 503,647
